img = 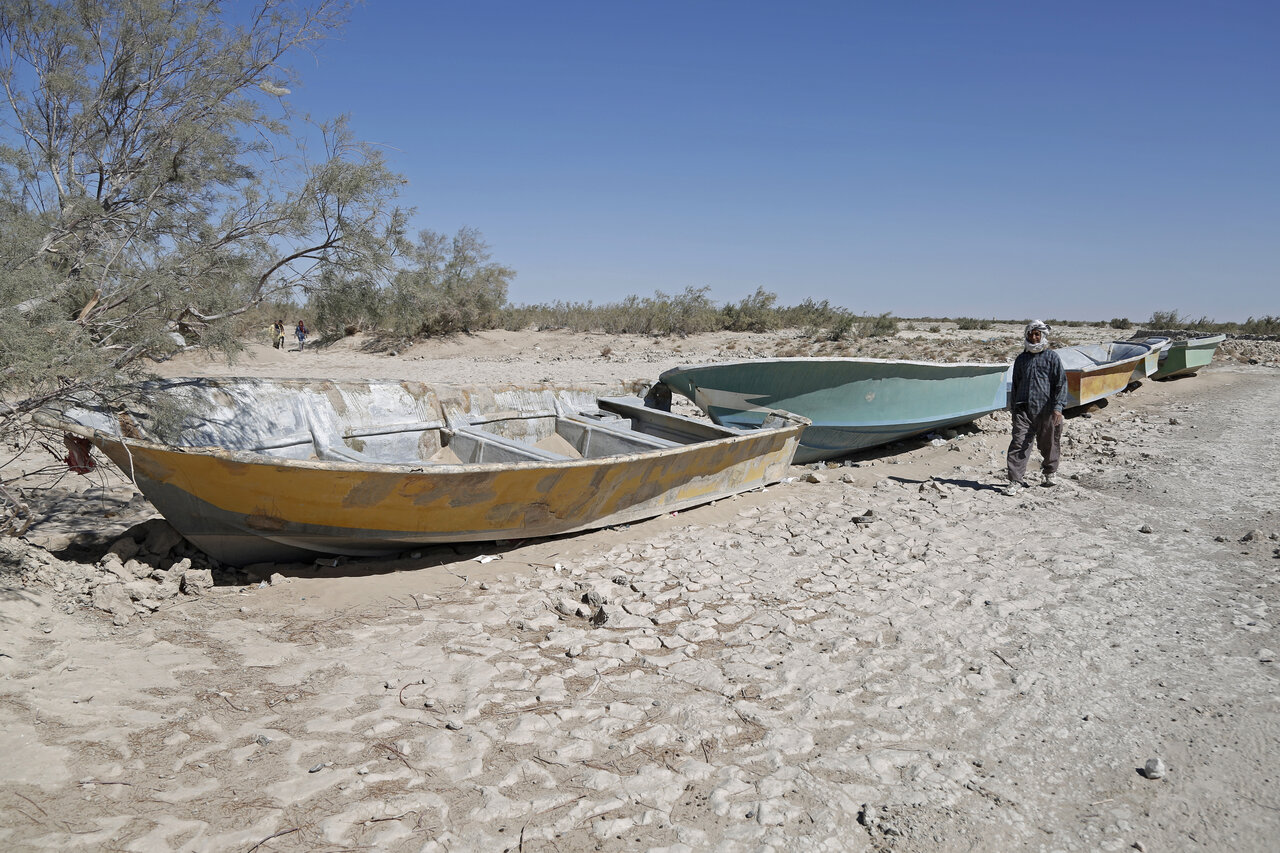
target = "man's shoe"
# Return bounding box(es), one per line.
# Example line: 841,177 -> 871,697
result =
1004,482 -> 1024,497
1042,472 -> 1057,487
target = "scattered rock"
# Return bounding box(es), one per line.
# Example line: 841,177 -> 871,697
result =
1139,524 -> 1153,534
801,471 -> 825,484
181,568 -> 215,595
107,536 -> 141,561
1242,529 -> 1264,542
1259,649 -> 1276,663
853,510 -> 875,525
91,582 -> 132,618
140,519 -> 184,557
1142,757 -> 1166,779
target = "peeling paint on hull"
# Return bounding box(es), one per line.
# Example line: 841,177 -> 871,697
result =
39,378 -> 807,565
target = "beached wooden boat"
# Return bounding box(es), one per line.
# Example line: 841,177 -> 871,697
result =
37,378 -> 808,565
1057,341 -> 1153,408
654,358 -> 1011,463
1152,334 -> 1226,379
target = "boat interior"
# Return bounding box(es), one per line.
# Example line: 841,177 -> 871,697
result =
56,379 -> 762,468
1056,341 -> 1151,370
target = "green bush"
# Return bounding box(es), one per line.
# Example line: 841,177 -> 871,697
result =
1148,310 -> 1184,328
954,317 -> 991,331
1242,315 -> 1280,335
1109,317 -> 1132,329
720,287 -> 779,332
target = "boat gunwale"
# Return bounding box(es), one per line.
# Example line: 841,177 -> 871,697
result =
1165,333 -> 1227,350
660,356 -> 1012,379
1055,344 -> 1151,375
37,409 -> 811,476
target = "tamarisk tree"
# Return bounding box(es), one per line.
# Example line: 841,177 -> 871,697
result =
0,0 -> 407,517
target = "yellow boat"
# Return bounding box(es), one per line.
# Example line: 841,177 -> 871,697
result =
38,378 -> 807,565
1057,341 -> 1154,408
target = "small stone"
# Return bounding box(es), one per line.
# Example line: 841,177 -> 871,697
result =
802,471 -> 825,483
1139,524 -> 1153,534
308,762 -> 327,773
1142,757 -> 1166,779
445,719 -> 463,730
853,510 -> 875,525
268,572 -> 287,586
1259,649 -> 1276,663
1242,529 -> 1264,542
1168,417 -> 1181,425
180,568 -> 214,595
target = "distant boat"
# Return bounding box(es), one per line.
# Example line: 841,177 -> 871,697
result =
1056,341 -> 1154,408
37,378 -> 808,565
655,358 -> 1011,463
1152,334 -> 1226,379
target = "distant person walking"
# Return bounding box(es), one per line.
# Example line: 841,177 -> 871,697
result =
272,320 -> 286,349
1006,320 -> 1067,496
295,319 -> 308,352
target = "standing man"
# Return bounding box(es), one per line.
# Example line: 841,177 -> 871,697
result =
1006,320 -> 1067,495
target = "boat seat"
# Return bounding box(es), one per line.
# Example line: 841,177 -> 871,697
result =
556,413 -> 681,457
446,425 -> 571,464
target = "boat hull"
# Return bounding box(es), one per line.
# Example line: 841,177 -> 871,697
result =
658,358 -> 1012,463
41,378 -> 806,565
1153,334 -> 1226,379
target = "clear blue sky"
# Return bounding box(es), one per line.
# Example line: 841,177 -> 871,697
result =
284,1 -> 1277,323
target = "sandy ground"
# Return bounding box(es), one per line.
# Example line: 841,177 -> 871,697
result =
2,324 -> 1278,852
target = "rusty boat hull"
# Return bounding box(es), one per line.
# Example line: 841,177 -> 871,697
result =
39,378 -> 807,565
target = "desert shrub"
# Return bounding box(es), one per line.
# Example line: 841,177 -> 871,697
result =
1148,310 -> 1184,328
1242,315 -> 1280,335
385,227 -> 514,337
311,273 -> 385,337
928,325 -> 942,333
954,317 -> 991,330
1109,317 -> 1132,329
825,312 -> 858,341
720,287 -> 779,332
643,286 -> 720,335
860,312 -> 899,336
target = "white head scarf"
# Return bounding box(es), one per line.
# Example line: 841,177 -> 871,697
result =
1024,320 -> 1050,353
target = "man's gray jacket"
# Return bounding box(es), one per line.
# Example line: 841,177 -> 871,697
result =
1010,349 -> 1067,419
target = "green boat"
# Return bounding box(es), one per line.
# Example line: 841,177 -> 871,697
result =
1152,334 -> 1226,379
654,358 -> 1011,463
